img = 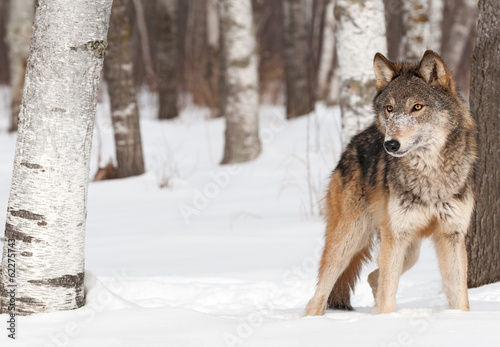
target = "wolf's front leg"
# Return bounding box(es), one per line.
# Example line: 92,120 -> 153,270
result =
376,229 -> 409,314
432,228 -> 469,311
432,197 -> 473,311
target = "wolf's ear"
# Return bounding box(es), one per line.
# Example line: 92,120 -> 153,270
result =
374,53 -> 396,91
418,50 -> 456,94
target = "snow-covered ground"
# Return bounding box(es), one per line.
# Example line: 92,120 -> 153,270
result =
1,86 -> 500,346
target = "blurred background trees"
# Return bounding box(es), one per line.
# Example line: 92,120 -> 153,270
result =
0,0 -> 479,152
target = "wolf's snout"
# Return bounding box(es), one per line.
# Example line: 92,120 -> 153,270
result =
384,140 -> 400,153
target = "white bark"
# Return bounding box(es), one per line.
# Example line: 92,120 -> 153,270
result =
0,0 -> 112,315
317,0 -> 335,100
442,0 -> 478,71
428,0 -> 444,52
219,0 -> 261,164
335,0 -> 387,145
399,0 -> 431,61
6,0 -> 34,131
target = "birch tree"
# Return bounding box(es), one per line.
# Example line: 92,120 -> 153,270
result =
0,0 -> 112,315
219,0 -> 261,164
442,0 -> 478,72
466,0 -> 500,288
155,0 -> 179,120
335,0 -> 387,145
282,0 -> 314,119
398,0 -> 431,61
5,0 -> 34,132
105,0 -> 145,178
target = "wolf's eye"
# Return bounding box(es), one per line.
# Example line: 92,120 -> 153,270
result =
386,105 -> 393,113
413,104 -> 423,111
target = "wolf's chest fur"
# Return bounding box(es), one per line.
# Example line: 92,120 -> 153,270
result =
394,148 -> 466,205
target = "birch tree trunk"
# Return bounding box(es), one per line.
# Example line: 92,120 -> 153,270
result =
428,0 -> 444,53
398,0 -> 431,61
335,0 -> 387,145
442,0 -> 478,72
155,0 -> 179,120
219,0 -> 261,164
466,0 -> 500,288
105,0 -> 145,178
0,0 -> 112,315
5,0 -> 34,132
282,0 -> 314,119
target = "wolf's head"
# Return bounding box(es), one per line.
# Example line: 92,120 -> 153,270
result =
372,50 -> 465,157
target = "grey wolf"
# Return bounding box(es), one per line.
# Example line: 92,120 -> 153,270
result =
306,50 -> 477,315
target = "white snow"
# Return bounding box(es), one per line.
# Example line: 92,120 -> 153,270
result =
1,89 -> 500,346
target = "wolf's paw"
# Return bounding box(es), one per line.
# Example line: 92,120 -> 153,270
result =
305,298 -> 326,316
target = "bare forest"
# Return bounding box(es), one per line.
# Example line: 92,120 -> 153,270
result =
0,0 -> 499,345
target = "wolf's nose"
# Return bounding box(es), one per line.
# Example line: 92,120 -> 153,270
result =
384,140 -> 400,153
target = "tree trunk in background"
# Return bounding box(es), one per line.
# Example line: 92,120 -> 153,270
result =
105,0 -> 145,178
176,0 -> 189,94
182,0 -> 220,115
317,0 -> 340,105
5,0 -> 34,132
253,0 -> 285,104
441,0 -> 477,72
282,0 -> 314,119
466,0 -> 500,288
0,0 -> 10,85
132,0 -> 156,87
428,0 -> 444,53
335,0 -> 387,146
0,0 -> 111,315
311,0 -> 326,98
316,0 -> 334,101
383,0 -> 404,61
155,0 -> 178,119
398,0 -> 431,61
219,0 -> 261,164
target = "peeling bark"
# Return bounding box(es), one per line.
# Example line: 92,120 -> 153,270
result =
0,0 -> 112,315
105,0 -> 146,178
219,0 -> 261,164
335,0 -> 387,145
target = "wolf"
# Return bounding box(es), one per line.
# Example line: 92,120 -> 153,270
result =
305,50 -> 477,315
